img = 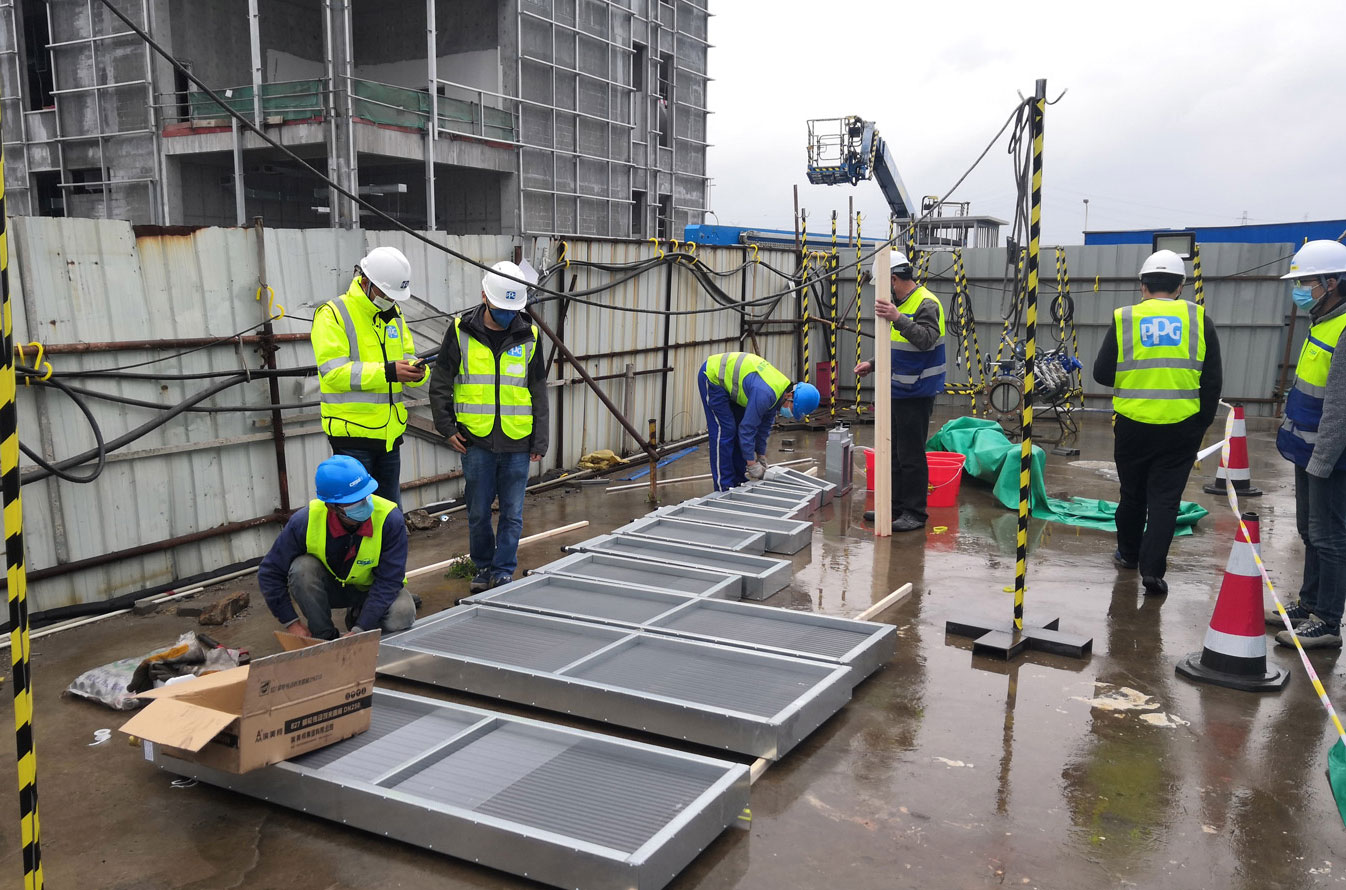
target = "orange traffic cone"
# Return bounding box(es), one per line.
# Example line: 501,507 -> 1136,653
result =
1176,512 -> 1287,691
1203,404 -> 1262,496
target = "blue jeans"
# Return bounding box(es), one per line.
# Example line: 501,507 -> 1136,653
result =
287,554 -> 416,640
1295,464 -> 1346,629
462,447 -> 531,578
699,365 -> 747,491
330,441 -> 402,507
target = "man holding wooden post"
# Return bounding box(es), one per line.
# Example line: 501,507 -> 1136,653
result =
855,248 -> 947,533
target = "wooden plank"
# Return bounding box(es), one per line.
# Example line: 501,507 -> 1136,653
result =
872,247 -> 892,536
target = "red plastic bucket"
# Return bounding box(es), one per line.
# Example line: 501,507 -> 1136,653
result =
863,447 -> 875,490
926,451 -> 966,507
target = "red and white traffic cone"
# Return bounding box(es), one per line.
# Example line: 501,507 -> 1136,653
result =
1203,404 -> 1262,496
1176,513 -> 1287,691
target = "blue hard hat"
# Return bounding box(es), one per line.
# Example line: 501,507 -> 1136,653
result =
792,382 -> 820,417
315,455 -> 378,503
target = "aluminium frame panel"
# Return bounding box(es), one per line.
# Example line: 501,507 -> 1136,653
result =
378,606 -> 851,759
651,504 -> 813,555
566,534 -> 792,600
735,481 -> 823,512
612,515 -> 768,554
147,688 -> 748,890
762,466 -> 838,505
686,494 -> 809,520
530,550 -> 741,599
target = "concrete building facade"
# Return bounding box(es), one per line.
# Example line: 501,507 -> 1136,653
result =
0,0 -> 710,238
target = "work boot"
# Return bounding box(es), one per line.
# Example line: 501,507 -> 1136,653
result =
489,573 -> 514,590
1112,550 -> 1138,571
468,570 -> 493,594
892,515 -> 925,533
1276,616 -> 1343,650
1266,601 -> 1312,628
1141,576 -> 1168,596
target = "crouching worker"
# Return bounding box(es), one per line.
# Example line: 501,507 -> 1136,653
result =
698,351 -> 819,491
258,455 -> 417,639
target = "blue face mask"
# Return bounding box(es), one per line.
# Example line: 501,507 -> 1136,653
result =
339,496 -> 374,522
1292,285 -> 1317,312
778,403 -> 794,421
489,307 -> 518,328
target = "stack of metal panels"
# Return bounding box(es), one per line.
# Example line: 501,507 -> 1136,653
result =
529,551 -> 740,599
650,504 -> 812,554
148,689 -> 750,890
611,515 -> 768,554
566,533 -> 792,600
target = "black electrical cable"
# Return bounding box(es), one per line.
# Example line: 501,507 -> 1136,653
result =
17,376 -> 107,483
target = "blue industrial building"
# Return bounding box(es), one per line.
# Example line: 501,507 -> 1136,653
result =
1085,219 -> 1346,247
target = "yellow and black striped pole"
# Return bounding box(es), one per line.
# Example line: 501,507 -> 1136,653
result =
953,249 -> 981,414
1192,242 -> 1205,307
0,111 -> 43,890
829,211 -> 839,419
1055,246 -> 1080,412
854,212 -> 864,412
1014,80 -> 1047,633
800,213 -> 811,384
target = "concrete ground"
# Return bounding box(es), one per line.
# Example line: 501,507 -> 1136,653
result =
1,409 -> 1343,889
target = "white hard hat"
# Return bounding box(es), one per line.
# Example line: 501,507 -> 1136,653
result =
1139,249 -> 1186,281
482,260 -> 530,310
358,246 -> 412,302
873,251 -> 911,280
1280,240 -> 1346,280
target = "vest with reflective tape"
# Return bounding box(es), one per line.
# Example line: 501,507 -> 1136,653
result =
452,318 -> 539,439
304,496 -> 396,589
1111,298 -> 1205,424
704,352 -> 791,407
889,286 -> 946,398
1278,311 -> 1346,469
314,279 -> 416,450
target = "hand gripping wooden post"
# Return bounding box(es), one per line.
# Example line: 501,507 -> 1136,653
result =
872,247 -> 892,536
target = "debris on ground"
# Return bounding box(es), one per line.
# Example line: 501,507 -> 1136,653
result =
404,509 -> 442,531
198,591 -> 250,626
66,631 -> 247,710
577,449 -> 622,470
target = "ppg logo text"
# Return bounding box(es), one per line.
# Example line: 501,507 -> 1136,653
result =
1139,316 -> 1183,347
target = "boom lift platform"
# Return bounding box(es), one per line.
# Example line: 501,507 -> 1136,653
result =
806,116 -> 915,220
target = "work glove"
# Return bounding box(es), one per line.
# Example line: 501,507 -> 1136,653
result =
756,454 -> 770,469
745,461 -> 766,482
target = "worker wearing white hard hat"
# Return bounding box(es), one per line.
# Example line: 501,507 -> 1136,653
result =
429,259 -> 549,594
1270,239 -> 1346,649
853,249 -> 948,533
311,245 -> 428,506
1093,248 -> 1223,596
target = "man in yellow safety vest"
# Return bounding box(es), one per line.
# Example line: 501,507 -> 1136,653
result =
1269,240 -> 1346,649
311,245 -> 429,506
429,261 -> 549,593
1093,249 -> 1222,596
258,455 -> 417,639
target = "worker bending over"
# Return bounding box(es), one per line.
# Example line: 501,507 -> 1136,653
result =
698,352 -> 819,491
1270,240 -> 1346,649
429,261 -> 548,593
854,251 -> 945,532
258,455 -> 417,639
311,246 -> 429,506
1093,249 -> 1222,596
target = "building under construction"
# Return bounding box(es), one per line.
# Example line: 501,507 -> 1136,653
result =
0,0 -> 709,237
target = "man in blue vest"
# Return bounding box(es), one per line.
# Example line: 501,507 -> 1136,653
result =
258,455 -> 417,639
854,251 -> 946,532
1269,240 -> 1346,649
1093,249 -> 1222,596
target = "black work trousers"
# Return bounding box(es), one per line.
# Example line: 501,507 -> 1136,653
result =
1113,415 -> 1205,579
891,396 -> 936,523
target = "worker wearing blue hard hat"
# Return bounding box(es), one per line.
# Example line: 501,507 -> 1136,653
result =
698,352 -> 817,491
855,250 -> 946,532
257,455 -> 418,639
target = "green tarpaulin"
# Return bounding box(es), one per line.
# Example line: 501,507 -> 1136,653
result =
925,417 -> 1208,534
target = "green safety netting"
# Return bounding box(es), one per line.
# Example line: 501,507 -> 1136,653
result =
925,416 -> 1208,535
187,80 -> 325,124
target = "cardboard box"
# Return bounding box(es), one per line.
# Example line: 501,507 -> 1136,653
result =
120,631 -> 379,774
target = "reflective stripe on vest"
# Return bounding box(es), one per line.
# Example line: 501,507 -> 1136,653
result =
888,286 -> 946,396
1278,310 -> 1346,469
704,352 -> 791,407
452,318 -> 539,439
1111,299 -> 1205,424
304,496 -> 396,589
316,279 -> 411,449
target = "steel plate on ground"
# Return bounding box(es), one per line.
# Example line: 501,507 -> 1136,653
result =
378,606 -> 851,758
613,515 -> 768,554
530,551 -> 740,599
148,689 -> 748,890
467,577 -> 895,684
566,534 -> 792,599
651,504 -> 813,555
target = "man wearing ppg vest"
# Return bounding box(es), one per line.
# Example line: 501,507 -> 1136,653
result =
1093,249 -> 1223,596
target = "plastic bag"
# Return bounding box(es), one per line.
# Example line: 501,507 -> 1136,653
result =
66,631 -> 246,711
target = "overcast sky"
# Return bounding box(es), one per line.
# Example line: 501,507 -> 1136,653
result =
705,0 -> 1346,246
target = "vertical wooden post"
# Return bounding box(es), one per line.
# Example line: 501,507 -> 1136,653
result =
873,247 -> 892,537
